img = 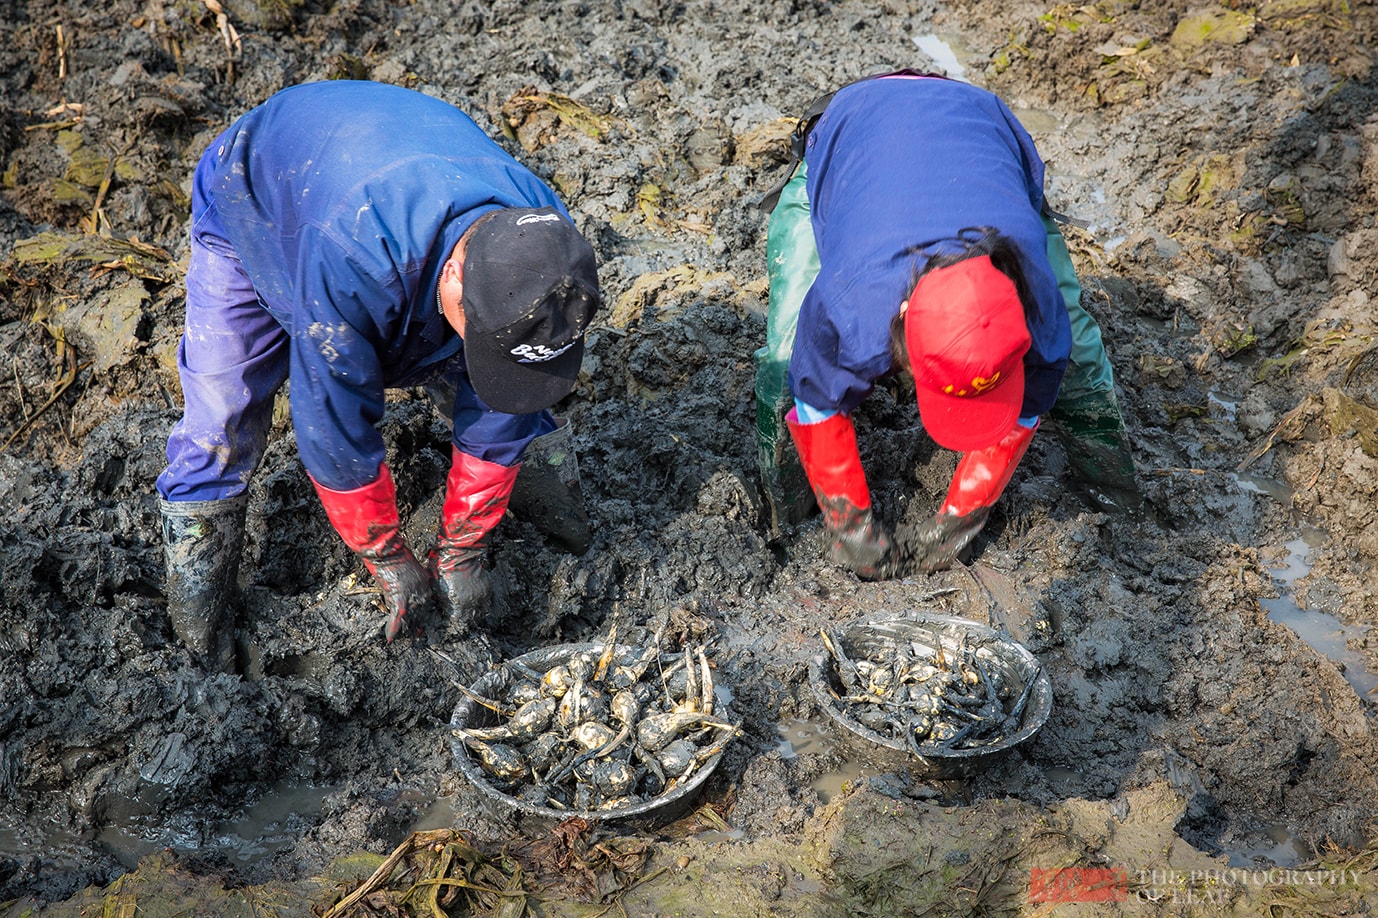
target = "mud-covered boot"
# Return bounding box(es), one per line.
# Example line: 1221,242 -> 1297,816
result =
1049,389 -> 1142,514
159,494 -> 246,673
508,418 -> 592,556
755,350 -> 817,536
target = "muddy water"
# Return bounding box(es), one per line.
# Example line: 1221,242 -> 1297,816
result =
96,781 -> 342,871
776,716 -> 864,804
1262,533 -> 1378,697
911,33 -> 968,80
1228,455 -> 1378,696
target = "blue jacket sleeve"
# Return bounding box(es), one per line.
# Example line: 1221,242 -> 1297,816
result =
790,271 -> 900,415
450,382 -> 555,466
288,233 -> 397,491
994,97 -> 1071,416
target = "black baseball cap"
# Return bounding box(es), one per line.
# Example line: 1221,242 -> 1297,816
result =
461,207 -> 601,415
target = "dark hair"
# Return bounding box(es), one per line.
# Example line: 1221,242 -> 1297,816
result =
888,226 -> 1033,375
461,208 -> 502,247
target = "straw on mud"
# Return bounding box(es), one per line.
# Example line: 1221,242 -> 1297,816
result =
1238,396 -> 1313,471
319,829 -> 452,918
201,0 -> 242,83
0,324 -> 88,454
697,646 -> 714,715
55,24 -> 68,80
586,866 -> 668,918
689,803 -> 729,832
1343,341 -> 1378,386
81,146 -> 125,235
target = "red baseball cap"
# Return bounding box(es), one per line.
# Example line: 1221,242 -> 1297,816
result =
904,255 -> 1031,452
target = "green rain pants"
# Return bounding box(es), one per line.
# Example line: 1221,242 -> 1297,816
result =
755,164 -> 820,534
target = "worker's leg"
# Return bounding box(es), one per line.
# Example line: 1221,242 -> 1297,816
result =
755,162 -> 820,535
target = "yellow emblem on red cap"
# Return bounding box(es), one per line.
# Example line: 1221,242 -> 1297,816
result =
941,370 -> 1001,398
970,371 -> 1001,392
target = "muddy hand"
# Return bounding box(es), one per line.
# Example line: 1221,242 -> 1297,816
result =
369,549 -> 433,641
310,465 -> 436,643
898,507 -> 991,574
825,501 -> 892,580
434,545 -> 492,636
786,411 -> 891,579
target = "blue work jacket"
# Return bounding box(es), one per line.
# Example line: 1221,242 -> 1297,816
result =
789,76 -> 1071,419
196,81 -> 569,490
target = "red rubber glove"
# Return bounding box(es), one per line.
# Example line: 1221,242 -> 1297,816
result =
908,420 -> 1037,573
312,465 -> 431,641
786,409 -> 891,578
432,447 -> 520,634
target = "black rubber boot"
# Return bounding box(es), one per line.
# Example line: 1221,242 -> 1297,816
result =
508,418 -> 593,556
755,357 -> 817,538
159,495 -> 246,673
1048,389 -> 1142,513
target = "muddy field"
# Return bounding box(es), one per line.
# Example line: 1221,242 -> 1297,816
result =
4,0 -> 1378,915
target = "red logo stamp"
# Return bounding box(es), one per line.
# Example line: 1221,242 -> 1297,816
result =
1030,867 -> 1128,903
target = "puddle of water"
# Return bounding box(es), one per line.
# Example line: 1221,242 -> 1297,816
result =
1044,766 -> 1085,791
97,781 -> 340,870
1225,823 -> 1312,868
812,763 -> 870,805
0,819 -> 83,862
1231,471 -> 1292,503
1010,107 -> 1061,135
777,717 -> 870,804
911,33 -> 967,80
410,793 -> 460,833
1260,536 -> 1378,697
1273,532 -> 1324,580
776,717 -> 833,760
94,827 -> 168,870
2,824 -> 35,853
1208,389 -> 1239,422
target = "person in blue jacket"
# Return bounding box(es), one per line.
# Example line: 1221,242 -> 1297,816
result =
156,81 -> 601,671
755,72 -> 1138,578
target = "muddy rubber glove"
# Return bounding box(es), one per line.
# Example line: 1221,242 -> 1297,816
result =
313,465 -> 432,641
433,447 -> 520,636
907,421 -> 1037,573
786,409 -> 891,578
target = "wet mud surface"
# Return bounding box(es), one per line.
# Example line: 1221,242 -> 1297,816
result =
4,0 -> 1378,914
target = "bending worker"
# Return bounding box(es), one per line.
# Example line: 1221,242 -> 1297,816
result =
156,81 -> 602,671
755,71 -> 1137,578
